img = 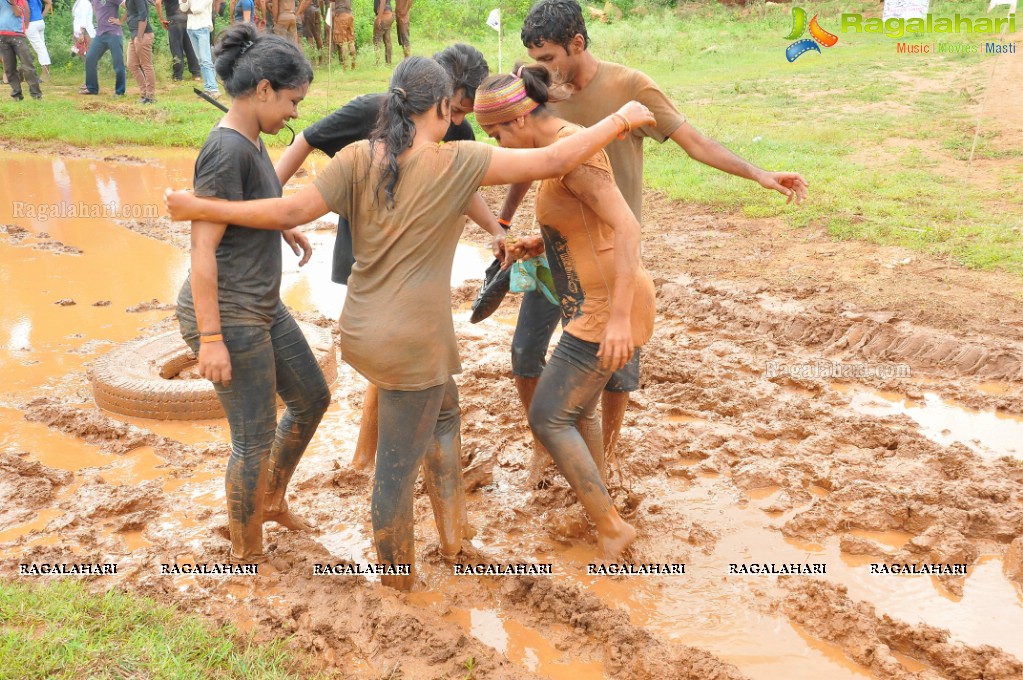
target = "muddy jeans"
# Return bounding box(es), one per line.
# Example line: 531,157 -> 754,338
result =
179,305 -> 331,560
528,332 -> 615,522
0,35 -> 41,99
372,9 -> 393,64
373,378 -> 464,571
394,0 -> 410,55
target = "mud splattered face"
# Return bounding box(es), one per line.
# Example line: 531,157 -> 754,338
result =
258,82 -> 308,136
527,40 -> 578,86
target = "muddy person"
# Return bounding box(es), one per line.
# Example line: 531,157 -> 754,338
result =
275,43 -> 495,473
0,0 -> 42,100
165,56 -> 656,588
171,23 -> 329,566
371,0 -> 392,65
272,0 -> 305,45
326,0 -> 354,69
394,0 -> 410,58
299,0 -> 320,60
477,64 -> 653,558
503,0 -> 809,485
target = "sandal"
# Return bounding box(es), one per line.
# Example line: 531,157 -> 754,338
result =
79,85 -> 96,95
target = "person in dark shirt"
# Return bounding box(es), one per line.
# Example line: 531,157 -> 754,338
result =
124,0 -> 154,102
175,23 -> 329,566
274,43 -> 496,472
156,0 -> 200,81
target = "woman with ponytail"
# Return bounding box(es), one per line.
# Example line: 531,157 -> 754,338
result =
475,63 -> 655,559
166,55 -> 655,589
174,23 -> 330,567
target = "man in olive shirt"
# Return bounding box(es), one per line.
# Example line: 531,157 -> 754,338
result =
503,0 -> 808,484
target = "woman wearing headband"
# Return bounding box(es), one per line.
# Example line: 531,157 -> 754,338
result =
167,56 -> 655,589
475,63 -> 655,559
174,24 -> 329,567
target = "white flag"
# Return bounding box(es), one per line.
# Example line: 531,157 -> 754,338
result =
487,8 -> 501,32
325,5 -> 332,26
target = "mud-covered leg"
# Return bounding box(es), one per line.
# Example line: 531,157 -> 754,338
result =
373,383 -> 446,590
262,311 -> 331,532
352,383 -> 378,470
422,378 -> 465,558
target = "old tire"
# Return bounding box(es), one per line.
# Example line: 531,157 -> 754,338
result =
89,322 -> 337,420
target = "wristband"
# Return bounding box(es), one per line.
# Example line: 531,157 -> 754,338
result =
610,112 -> 631,135
497,218 -> 512,229
199,334 -> 224,344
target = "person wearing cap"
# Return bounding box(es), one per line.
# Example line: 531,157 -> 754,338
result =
476,63 -> 654,558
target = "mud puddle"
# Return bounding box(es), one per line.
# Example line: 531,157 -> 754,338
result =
831,382 -> 1023,459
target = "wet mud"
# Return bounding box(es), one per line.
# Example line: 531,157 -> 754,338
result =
1,146 -> 1022,679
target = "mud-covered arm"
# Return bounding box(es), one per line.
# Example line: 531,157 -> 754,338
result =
563,164 -> 640,372
189,215 -> 233,385
465,192 -> 505,259
479,101 -> 655,187
165,183 -> 330,230
499,181 -> 530,224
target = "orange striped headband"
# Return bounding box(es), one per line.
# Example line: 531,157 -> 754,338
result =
473,76 -> 540,127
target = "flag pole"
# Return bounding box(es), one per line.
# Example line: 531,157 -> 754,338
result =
498,8 -> 502,73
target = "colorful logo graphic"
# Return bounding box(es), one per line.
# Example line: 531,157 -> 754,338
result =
785,7 -> 839,62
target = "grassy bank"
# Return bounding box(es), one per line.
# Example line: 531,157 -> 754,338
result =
0,579 -> 322,679
0,0 -> 1019,274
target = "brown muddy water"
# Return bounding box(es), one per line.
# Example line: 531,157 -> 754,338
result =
2,149 -> 1023,680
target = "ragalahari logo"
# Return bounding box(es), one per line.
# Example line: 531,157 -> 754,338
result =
785,7 -> 839,62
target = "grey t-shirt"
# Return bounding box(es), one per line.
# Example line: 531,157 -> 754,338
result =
176,127 -> 284,328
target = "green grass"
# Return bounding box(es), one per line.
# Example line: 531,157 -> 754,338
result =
1,0 -> 1020,274
0,579 -> 322,679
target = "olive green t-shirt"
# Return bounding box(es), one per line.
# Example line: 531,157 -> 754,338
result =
314,140 -> 493,390
549,61 -> 686,220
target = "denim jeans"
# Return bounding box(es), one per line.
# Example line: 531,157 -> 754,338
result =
186,26 -> 218,94
179,305 -> 331,560
84,32 -> 126,95
511,288 -> 641,391
373,378 -> 464,572
528,332 -> 615,522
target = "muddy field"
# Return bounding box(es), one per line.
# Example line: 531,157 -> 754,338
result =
2,48 -> 1023,678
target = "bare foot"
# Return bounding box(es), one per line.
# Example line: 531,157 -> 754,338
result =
597,520 -> 637,560
524,445 -> 555,489
351,447 -> 374,471
263,509 -> 317,532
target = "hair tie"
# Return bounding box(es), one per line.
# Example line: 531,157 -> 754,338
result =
513,65 -> 524,79
391,87 -> 407,100
240,40 -> 254,55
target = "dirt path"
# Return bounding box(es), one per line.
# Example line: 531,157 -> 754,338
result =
2,132 -> 1023,678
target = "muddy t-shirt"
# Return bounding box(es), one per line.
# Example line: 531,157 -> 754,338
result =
313,140 -> 492,390
536,126 -> 656,347
549,61 -> 685,220
177,127 -> 284,328
332,0 -> 351,13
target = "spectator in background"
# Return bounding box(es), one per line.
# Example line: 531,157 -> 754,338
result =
180,0 -> 219,98
157,0 -> 201,81
24,0 -> 49,79
328,0 -> 354,70
82,0 -> 126,96
0,0 -> 42,99
272,0 -> 305,45
372,0 -> 392,65
299,0 -> 320,61
125,0 -> 154,103
230,0 -> 253,23
72,0 -> 95,61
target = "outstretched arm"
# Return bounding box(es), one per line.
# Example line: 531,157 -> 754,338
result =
563,165 -> 641,373
480,101 -> 655,187
669,122 -> 808,204
165,183 -> 331,230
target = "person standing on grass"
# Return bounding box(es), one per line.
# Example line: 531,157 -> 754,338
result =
82,0 -> 126,96
372,0 -> 392,65
171,23 -> 329,566
393,0 -> 410,58
156,0 -> 201,82
502,0 -> 809,486
72,0 -> 96,61
23,0 -> 49,80
180,0 -> 220,98
327,0 -> 355,70
272,0 -> 306,46
299,0 -> 320,61
125,0 -> 155,103
0,0 -> 42,100
165,57 -> 656,588
273,43 -> 496,473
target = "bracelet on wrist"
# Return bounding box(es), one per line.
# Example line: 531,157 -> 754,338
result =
610,112 -> 631,135
497,218 -> 512,229
199,334 -> 224,344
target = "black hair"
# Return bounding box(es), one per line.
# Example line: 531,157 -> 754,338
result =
478,62 -> 555,121
369,56 -> 453,209
521,0 -> 589,53
214,23 -> 314,98
432,43 -> 490,102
